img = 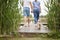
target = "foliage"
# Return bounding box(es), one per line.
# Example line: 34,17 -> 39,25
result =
0,0 -> 22,34
45,0 -> 60,38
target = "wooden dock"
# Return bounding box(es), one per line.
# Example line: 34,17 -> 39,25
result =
18,22 -> 50,34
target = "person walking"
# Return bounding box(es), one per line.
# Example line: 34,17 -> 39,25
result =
32,0 -> 41,29
22,0 -> 32,27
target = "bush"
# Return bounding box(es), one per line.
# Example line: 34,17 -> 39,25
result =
46,0 -> 60,38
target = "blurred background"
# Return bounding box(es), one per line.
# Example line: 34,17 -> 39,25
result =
0,0 -> 60,40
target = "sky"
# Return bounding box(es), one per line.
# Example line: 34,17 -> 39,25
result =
37,0 -> 48,16
18,0 -> 48,16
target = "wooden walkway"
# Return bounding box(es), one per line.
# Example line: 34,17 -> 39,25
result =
18,22 -> 50,33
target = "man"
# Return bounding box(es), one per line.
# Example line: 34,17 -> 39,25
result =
23,0 -> 32,27
32,0 -> 41,29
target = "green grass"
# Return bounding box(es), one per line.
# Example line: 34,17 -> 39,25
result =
0,37 -> 59,40
0,34 -> 60,40
10,37 -> 58,40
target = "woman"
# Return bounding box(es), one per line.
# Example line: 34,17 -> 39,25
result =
23,0 -> 32,27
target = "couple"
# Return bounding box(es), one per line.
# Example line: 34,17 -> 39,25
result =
23,0 -> 41,30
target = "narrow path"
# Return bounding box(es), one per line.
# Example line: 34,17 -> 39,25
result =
18,22 -> 49,33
